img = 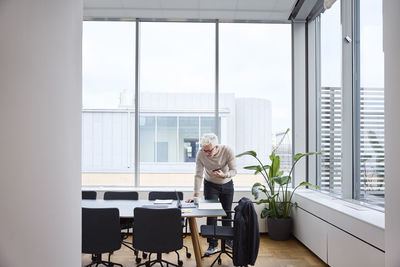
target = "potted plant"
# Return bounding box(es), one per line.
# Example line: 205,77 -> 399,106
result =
236,129 -> 320,241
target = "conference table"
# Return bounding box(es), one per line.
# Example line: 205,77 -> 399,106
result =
82,199 -> 226,267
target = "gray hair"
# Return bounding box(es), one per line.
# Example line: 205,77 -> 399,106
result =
200,133 -> 219,147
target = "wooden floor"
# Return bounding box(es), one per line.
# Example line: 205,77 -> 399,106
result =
82,234 -> 328,267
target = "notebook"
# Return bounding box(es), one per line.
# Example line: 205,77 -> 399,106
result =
154,199 -> 173,204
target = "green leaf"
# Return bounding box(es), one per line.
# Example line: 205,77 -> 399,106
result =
269,152 -> 275,161
251,183 -> 265,199
271,155 -> 280,177
244,165 -> 262,171
236,150 -> 257,158
260,208 -> 273,219
277,170 -> 284,177
298,181 -> 319,188
271,176 -> 291,186
256,199 -> 270,205
294,152 -> 321,162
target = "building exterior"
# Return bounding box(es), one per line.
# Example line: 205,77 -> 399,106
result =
82,91 -> 272,176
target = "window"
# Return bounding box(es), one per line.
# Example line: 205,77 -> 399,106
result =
319,1 -> 342,194
316,0 -> 385,208
82,21 -> 292,187
220,23 -> 292,186
82,21 -> 135,186
138,22 -> 215,186
357,0 -> 384,206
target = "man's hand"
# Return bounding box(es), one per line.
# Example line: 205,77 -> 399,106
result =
186,193 -> 199,203
213,170 -> 226,178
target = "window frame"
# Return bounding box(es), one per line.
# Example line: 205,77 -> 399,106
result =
82,18 -> 293,187
311,0 -> 385,209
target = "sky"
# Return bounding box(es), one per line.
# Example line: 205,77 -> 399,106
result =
82,0 -> 383,136
321,0 -> 384,88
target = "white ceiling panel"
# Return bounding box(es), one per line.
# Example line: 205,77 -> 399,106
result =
274,0 -> 297,10
161,10 -> 200,19
235,0 -> 277,10
121,0 -> 161,9
159,0 -> 199,9
234,11 -> 287,21
84,0 -> 122,9
199,10 -> 236,20
83,0 -> 298,21
199,0 -> 238,10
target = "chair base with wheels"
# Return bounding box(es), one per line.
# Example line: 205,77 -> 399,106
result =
205,239 -> 233,267
137,252 -> 183,267
200,224 -> 234,267
84,253 -> 123,267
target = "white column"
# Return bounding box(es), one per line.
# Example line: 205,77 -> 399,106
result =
0,1 -> 82,266
383,0 -> 400,266
292,21 -> 307,186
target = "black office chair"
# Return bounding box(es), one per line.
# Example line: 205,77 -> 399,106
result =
82,191 -> 97,200
148,191 -> 191,258
200,212 -> 234,266
82,208 -> 122,267
133,207 -> 183,267
104,191 -> 138,201
104,192 -> 138,237
200,197 -> 260,267
104,191 -> 142,263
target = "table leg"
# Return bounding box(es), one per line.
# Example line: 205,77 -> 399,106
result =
188,217 -> 202,267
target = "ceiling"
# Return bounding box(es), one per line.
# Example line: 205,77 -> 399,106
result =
83,0 -> 298,22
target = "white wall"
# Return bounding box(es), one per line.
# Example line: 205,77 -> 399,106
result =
383,0 -> 400,266
0,1 -> 82,266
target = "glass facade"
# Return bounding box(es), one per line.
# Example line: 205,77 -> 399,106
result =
319,1 -> 343,194
357,0 -> 384,206
82,21 -> 292,187
316,0 -> 385,208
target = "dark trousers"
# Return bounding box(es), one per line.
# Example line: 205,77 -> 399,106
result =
204,179 -> 234,247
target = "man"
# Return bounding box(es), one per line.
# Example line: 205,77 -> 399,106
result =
188,133 -> 237,256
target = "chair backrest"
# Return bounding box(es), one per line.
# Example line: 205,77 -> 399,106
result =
148,191 -> 183,201
233,197 -> 260,266
82,191 -> 97,200
133,207 -> 183,253
82,208 -> 121,254
104,191 -> 138,200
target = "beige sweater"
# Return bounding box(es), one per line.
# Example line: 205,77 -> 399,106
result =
194,145 -> 237,194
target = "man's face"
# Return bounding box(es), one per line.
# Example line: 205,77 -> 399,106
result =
202,144 -> 217,158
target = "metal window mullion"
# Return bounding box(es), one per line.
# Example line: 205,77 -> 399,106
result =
177,116 -> 180,162
306,19 -> 318,186
341,0 -> 355,199
135,19 -> 140,187
315,16 -> 322,187
215,20 -> 219,140
198,116 -> 201,149
127,111 -> 131,169
353,0 -> 361,200
155,115 -> 158,163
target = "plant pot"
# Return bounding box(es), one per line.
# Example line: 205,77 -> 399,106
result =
267,216 -> 293,241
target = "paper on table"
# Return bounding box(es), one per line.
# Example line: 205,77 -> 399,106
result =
197,202 -> 223,210
154,199 -> 173,204
181,209 -> 193,213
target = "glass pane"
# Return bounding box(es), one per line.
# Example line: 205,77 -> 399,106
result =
179,117 -> 200,163
157,117 -> 178,162
140,116 -> 155,162
358,0 -> 384,207
200,117 -> 217,136
138,22 -> 215,186
319,1 -> 343,194
220,23 -> 292,186
82,21 -> 135,186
